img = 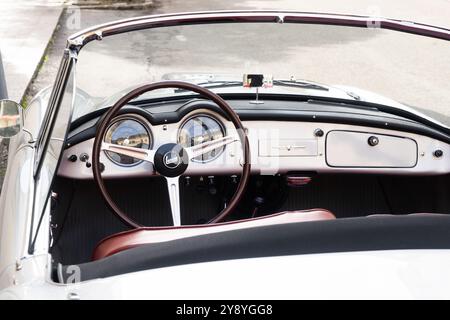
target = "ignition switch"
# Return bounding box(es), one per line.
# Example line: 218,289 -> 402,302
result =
80,153 -> 89,162
434,149 -> 444,158
368,136 -> 379,146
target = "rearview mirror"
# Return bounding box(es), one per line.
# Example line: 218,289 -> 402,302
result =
0,100 -> 22,138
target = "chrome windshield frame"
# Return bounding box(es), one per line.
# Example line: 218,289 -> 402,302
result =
34,49 -> 77,178
67,10 -> 450,53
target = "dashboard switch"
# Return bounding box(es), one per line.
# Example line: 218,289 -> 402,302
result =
68,154 -> 77,162
368,136 -> 379,146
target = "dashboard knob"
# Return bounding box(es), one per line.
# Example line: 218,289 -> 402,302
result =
368,136 -> 379,146
68,154 -> 77,162
314,128 -> 324,137
80,153 -> 89,162
434,149 -> 444,158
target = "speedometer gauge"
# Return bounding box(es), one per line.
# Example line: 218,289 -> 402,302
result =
104,115 -> 152,166
178,114 -> 226,163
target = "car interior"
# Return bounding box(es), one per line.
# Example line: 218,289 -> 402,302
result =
38,13 -> 450,283
49,95 -> 450,268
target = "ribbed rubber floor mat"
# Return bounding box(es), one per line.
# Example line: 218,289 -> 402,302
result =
280,175 -> 391,217
51,177 -> 220,264
52,177 -> 172,264
51,174 -> 450,265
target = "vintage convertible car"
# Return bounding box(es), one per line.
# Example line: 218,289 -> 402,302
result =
0,11 -> 450,299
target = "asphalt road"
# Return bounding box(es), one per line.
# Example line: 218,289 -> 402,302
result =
8,0 -> 450,123
151,0 -> 450,28
0,0 -> 63,102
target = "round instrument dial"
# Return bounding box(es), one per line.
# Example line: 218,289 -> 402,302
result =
104,116 -> 152,166
178,114 -> 225,163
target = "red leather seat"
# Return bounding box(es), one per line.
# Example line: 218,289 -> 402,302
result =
92,209 -> 335,260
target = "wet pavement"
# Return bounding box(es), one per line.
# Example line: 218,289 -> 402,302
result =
2,0 -> 450,103
21,5 -> 158,104
140,0 -> 450,28
0,0 -> 64,102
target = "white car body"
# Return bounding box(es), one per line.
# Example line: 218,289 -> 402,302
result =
2,250 -> 450,299
0,11 -> 450,300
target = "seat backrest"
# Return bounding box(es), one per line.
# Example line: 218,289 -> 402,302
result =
93,209 -> 335,260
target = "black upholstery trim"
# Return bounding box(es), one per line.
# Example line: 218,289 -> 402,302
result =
58,214 -> 450,282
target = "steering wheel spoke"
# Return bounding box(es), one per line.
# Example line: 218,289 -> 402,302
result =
101,142 -> 156,163
166,176 -> 181,226
185,135 -> 239,160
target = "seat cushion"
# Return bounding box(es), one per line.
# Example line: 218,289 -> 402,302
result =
92,209 -> 335,261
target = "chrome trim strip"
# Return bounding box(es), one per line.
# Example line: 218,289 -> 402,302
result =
34,49 -> 76,177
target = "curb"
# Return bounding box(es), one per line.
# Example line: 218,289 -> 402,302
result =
0,51 -> 8,100
69,1 -> 154,10
20,7 -> 66,107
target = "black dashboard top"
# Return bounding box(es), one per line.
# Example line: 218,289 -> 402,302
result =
66,97 -> 450,148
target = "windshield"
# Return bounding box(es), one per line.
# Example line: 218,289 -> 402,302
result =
74,21 -> 450,126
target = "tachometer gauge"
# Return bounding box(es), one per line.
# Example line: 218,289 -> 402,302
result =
104,115 -> 152,166
178,114 -> 226,163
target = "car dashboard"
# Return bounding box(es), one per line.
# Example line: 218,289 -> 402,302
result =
57,98 -> 450,179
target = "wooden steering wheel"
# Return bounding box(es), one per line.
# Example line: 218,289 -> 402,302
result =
92,81 -> 251,228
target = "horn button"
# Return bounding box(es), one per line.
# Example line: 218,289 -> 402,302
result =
154,143 -> 189,177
